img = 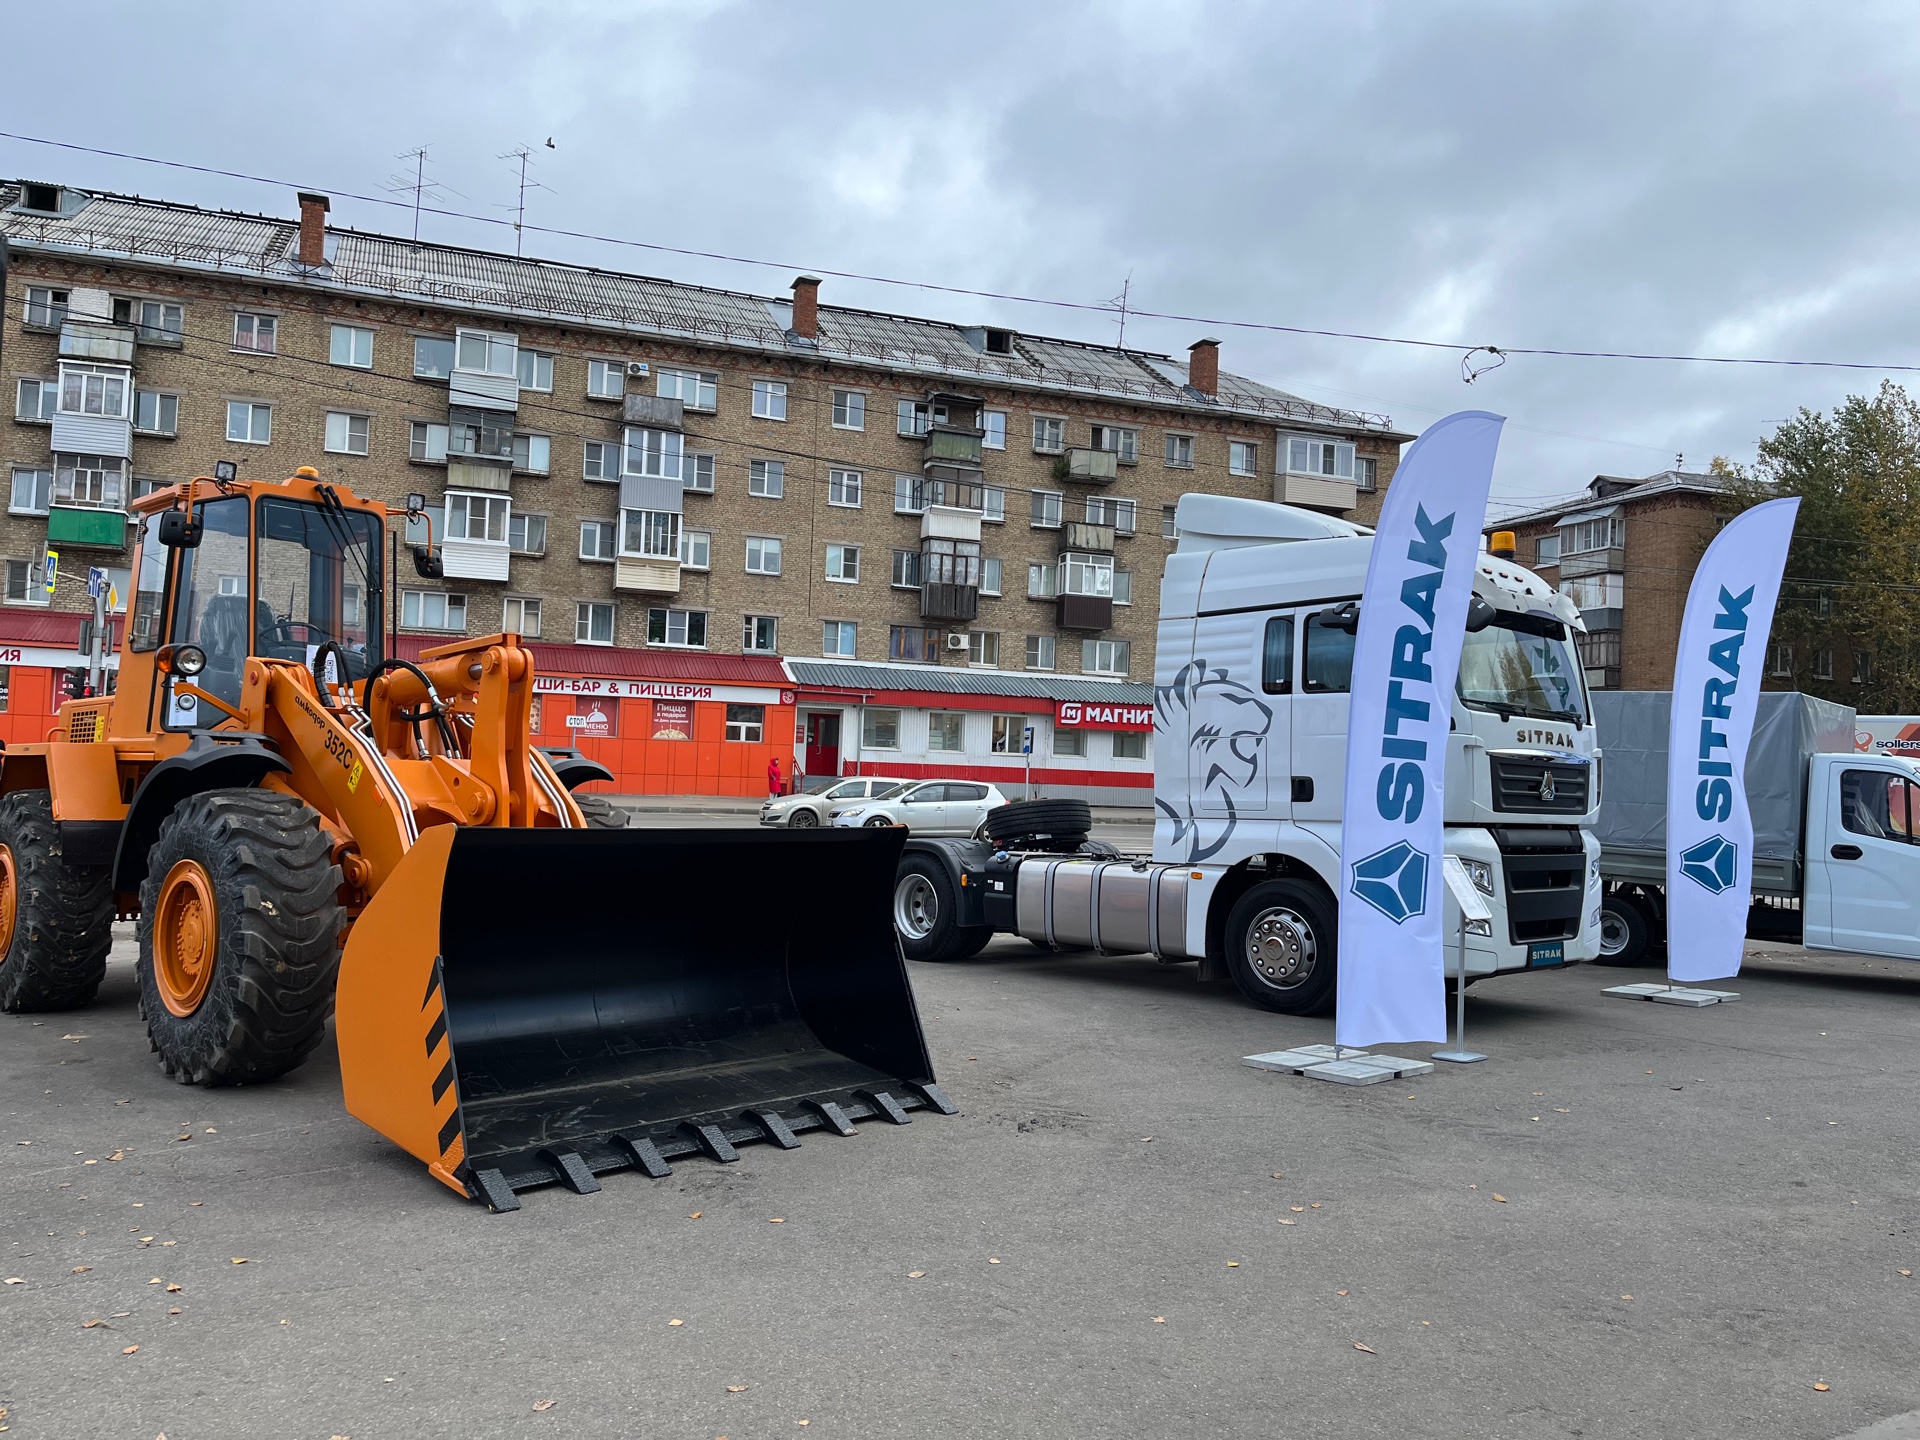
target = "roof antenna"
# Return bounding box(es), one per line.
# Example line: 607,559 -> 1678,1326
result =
385,146 -> 460,251
1110,270 -> 1133,347
497,144 -> 554,258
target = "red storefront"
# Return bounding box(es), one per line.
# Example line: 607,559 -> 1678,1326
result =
0,609 -> 117,748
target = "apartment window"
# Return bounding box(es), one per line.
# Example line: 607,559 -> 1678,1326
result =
579,519 -> 617,561
1089,425 -> 1138,463
24,287 -> 68,329
863,708 -> 901,750
587,360 -> 626,399
402,590 -> 466,632
517,349 -> 555,392
983,411 -> 1007,450
752,380 -> 788,420
413,335 -> 455,379
329,324 -> 374,369
1062,552 -> 1114,598
10,468 -> 52,516
983,486 -> 1006,523
891,549 -> 922,589
968,631 -> 999,667
1854,651 -> 1873,685
1562,515 -> 1624,553
14,378 -> 57,423
55,456 -> 124,509
749,459 -> 785,498
825,544 -> 860,583
1032,416 -> 1066,453
889,626 -> 936,662
1112,731 -> 1147,760
132,476 -> 171,501
226,401 -> 272,445
648,607 -> 708,648
832,389 -> 866,430
1164,433 -> 1194,468
1813,648 -> 1834,681
923,537 -> 980,587
624,427 -> 683,481
680,529 -> 711,569
502,596 -> 542,637
622,508 -> 681,560
1113,570 -> 1133,605
659,368 -> 717,412
684,452 -> 716,493
1560,574 -> 1623,611
112,298 -> 183,344
576,602 -> 616,646
1357,456 -> 1379,491
991,715 -> 1031,754
1284,436 -> 1355,479
1162,504 -> 1178,539
1082,639 -> 1131,676
1769,643 -> 1794,678
893,474 -> 925,514
822,620 -> 858,657
508,512 -> 547,555
583,439 -> 620,480
60,363 -> 130,418
928,711 -> 965,752
1229,441 -> 1258,476
1536,535 -> 1561,565
745,536 -> 783,575
723,704 -> 765,744
511,433 -> 551,475
1028,562 -> 1057,599
1031,490 -> 1063,528
4,558 -> 46,606
828,469 -> 863,508
896,399 -> 931,437
1054,728 -> 1087,758
232,312 -> 277,353
1085,497 -> 1137,535
133,390 -> 179,436
981,557 -> 1003,595
324,412 -> 370,456
446,491 -> 510,543
409,421 -> 450,463
744,615 -> 779,653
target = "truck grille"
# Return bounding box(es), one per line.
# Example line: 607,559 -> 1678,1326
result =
1489,826 -> 1585,944
1490,753 -> 1590,814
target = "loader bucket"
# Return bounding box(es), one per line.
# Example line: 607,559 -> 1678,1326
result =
334,825 -> 955,1211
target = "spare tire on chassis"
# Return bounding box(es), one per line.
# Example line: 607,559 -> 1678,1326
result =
982,798 -> 1092,852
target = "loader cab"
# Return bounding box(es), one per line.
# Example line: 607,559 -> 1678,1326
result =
128,478 -> 385,732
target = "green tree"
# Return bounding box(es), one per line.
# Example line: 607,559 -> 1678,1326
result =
1723,381 -> 1920,712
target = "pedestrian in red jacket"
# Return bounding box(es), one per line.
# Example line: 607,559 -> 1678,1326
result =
768,755 -> 783,798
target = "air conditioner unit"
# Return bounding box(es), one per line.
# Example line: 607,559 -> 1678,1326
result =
626,361 -> 650,378
945,633 -> 969,652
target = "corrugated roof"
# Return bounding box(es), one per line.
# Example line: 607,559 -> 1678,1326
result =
785,659 -> 1153,703
1493,470 -> 1731,529
391,636 -> 788,684
2,183 -> 1400,434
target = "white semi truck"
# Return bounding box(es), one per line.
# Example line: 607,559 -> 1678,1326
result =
891,494 -> 1605,1013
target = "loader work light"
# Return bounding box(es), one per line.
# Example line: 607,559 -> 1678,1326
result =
213,460 -> 238,483
407,492 -> 428,515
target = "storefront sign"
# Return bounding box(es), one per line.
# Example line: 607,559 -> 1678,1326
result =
535,676 -> 781,704
0,646 -> 118,670
651,699 -> 693,740
568,697 -> 619,738
1055,700 -> 1154,731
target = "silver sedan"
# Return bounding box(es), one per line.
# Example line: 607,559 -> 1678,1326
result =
760,777 -> 907,828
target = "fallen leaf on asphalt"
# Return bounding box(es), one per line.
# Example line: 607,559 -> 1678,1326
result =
111,1312 -> 130,1318
165,1284 -> 181,1293
1353,1342 -> 1376,1354
175,1135 -> 191,1143
768,1218 -> 785,1224
1899,1270 -> 1913,1278
1493,1194 -> 1508,1203
532,1400 -> 556,1412
2,1278 -> 21,1286
799,1422 -> 810,1428
1337,1290 -> 1349,1296
82,1319 -> 108,1329
168,1308 -> 181,1315
1310,1203 -> 1322,1209
1555,1108 -> 1570,1113
204,1128 -> 216,1134
1278,1219 -> 1297,1225
688,1212 -> 702,1220
1272,1173 -> 1284,1180
71,1266 -> 91,1274
1153,1317 -> 1165,1323
189,1202 -> 202,1207
122,1345 -> 138,1355
727,1385 -> 749,1394
148,1277 -> 162,1285
1139,1137 -> 1153,1143
1813,1383 -> 1830,1392
1531,1117 -> 1540,1122
231,1258 -> 249,1265
989,1258 -> 1002,1265
84,1159 -> 98,1166
61,1035 -> 87,1042
1291,1206 -> 1305,1213
1226,1261 -> 1240,1268
1532,1092 -> 1544,1097
161,1241 -> 175,1247
1622,1294 -> 1633,1300
907,1271 -> 926,1279
668,1319 -> 684,1327
139,1236 -> 154,1245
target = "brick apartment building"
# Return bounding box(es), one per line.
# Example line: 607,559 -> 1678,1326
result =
0,179 -> 1409,799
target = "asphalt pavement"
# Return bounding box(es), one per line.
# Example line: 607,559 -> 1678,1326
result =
3,908 -> 1918,1437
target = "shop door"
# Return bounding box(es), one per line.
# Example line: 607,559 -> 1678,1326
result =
804,713 -> 841,777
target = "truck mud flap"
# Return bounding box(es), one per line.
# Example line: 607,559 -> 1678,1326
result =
334,825 -> 955,1211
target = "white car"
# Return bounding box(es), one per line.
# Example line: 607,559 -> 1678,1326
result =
831,780 -> 1009,836
760,777 -> 907,828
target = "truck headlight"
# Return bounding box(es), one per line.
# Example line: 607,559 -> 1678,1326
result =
1464,918 -> 1493,937
1462,858 -> 1495,896
1589,855 -> 1600,883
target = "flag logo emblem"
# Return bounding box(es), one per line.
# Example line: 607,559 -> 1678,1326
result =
1350,840 -> 1430,924
1679,833 -> 1738,894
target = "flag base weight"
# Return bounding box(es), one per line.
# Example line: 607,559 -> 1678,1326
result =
1431,1048 -> 1487,1064
1602,983 -> 1740,1007
1244,1045 -> 1435,1085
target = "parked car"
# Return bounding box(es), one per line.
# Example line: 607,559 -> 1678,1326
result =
760,776 -> 907,828
831,780 -> 1009,836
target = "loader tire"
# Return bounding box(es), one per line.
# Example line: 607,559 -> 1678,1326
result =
572,793 -> 628,830
0,789 -> 114,1012
136,789 -> 344,1086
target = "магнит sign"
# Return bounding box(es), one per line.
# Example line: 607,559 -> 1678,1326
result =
1055,701 -> 1153,731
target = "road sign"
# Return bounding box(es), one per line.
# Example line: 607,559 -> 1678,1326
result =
42,550 -> 58,595
1022,726 -> 1034,756
87,566 -> 107,599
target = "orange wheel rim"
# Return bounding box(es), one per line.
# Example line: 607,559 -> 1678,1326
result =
0,844 -> 16,966
154,859 -> 218,1018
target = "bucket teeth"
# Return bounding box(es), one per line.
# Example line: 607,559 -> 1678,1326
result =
908,1082 -> 959,1116
471,1168 -> 521,1213
611,1132 -> 673,1178
538,1148 -> 602,1195
679,1122 -> 741,1163
805,1099 -> 859,1137
856,1089 -> 912,1125
741,1108 -> 803,1149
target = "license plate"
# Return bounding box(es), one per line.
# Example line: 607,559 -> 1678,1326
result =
1528,941 -> 1566,967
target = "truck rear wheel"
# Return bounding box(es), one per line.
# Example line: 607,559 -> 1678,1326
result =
136,789 -> 344,1085
0,789 -> 114,1012
1595,889 -> 1655,967
572,793 -> 628,830
1224,879 -> 1338,1015
892,856 -> 990,962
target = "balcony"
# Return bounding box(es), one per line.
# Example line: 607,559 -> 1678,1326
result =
1054,448 -> 1118,484
1559,546 -> 1626,579
58,321 -> 136,365
47,506 -> 128,549
614,557 -> 682,595
1057,593 -> 1113,631
921,582 -> 979,624
1277,473 -> 1356,511
440,539 -> 510,582
926,428 -> 983,466
623,394 -> 685,429
1060,520 -> 1115,554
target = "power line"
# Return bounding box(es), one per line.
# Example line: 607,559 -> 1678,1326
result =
7,128 -> 1920,376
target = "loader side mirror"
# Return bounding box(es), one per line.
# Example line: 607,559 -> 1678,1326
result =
412,546 -> 444,580
157,508 -> 203,549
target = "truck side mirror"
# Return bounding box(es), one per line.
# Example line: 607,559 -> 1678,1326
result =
1317,601 -> 1360,634
1465,596 -> 1497,632
157,508 -> 203,549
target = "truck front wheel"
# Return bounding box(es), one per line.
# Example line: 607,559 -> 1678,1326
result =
1595,890 -> 1655,967
1224,879 -> 1338,1015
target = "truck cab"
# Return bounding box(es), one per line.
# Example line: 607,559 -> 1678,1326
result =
1803,751 -> 1920,958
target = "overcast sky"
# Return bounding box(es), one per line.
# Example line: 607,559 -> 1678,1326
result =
6,1 -> 1916,513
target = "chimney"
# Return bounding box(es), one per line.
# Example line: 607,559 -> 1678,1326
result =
296,192 -> 330,269
791,275 -> 821,340
1188,337 -> 1220,398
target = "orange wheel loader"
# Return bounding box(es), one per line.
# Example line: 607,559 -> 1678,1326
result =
0,467 -> 952,1211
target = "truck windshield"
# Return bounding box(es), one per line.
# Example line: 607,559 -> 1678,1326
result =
1456,614 -> 1587,726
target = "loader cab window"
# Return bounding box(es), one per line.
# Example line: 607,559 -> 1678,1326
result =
129,510 -> 170,652
1456,613 -> 1588,726
165,495 -> 251,727
254,497 -> 383,682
